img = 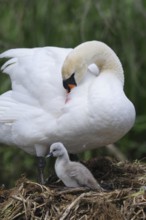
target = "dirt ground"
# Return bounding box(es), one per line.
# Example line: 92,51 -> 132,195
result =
0,157 -> 146,220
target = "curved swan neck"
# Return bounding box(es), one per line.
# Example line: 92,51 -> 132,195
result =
63,41 -> 124,85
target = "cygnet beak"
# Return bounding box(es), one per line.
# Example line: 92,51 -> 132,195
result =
46,152 -> 53,158
63,73 -> 77,93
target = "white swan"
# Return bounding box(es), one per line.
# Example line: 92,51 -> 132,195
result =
0,41 -> 135,180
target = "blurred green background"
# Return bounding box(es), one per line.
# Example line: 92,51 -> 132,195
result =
0,0 -> 146,187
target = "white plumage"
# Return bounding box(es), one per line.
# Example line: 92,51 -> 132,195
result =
0,41 -> 135,157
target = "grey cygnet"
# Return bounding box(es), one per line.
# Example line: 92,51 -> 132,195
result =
47,142 -> 102,191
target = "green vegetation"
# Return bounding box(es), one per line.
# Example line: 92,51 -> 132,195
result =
0,0 -> 146,187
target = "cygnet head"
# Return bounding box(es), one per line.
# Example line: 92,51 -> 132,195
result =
49,142 -> 67,158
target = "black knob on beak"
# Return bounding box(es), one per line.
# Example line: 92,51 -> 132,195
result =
63,73 -> 77,93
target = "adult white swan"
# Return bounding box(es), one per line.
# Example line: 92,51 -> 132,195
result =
0,41 -> 135,183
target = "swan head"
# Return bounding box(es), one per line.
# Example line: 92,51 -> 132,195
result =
46,142 -> 67,158
62,50 -> 87,92
62,41 -> 124,92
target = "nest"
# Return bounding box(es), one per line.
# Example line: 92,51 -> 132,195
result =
0,157 -> 146,220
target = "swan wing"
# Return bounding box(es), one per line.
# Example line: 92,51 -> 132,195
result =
0,47 -> 72,147
0,47 -> 72,112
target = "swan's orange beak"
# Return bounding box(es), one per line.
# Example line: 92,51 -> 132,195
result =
63,73 -> 77,93
67,84 -> 76,92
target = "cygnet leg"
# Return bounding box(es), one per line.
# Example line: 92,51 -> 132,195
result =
37,156 -> 46,185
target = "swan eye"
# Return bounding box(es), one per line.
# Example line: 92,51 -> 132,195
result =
63,73 -> 77,93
